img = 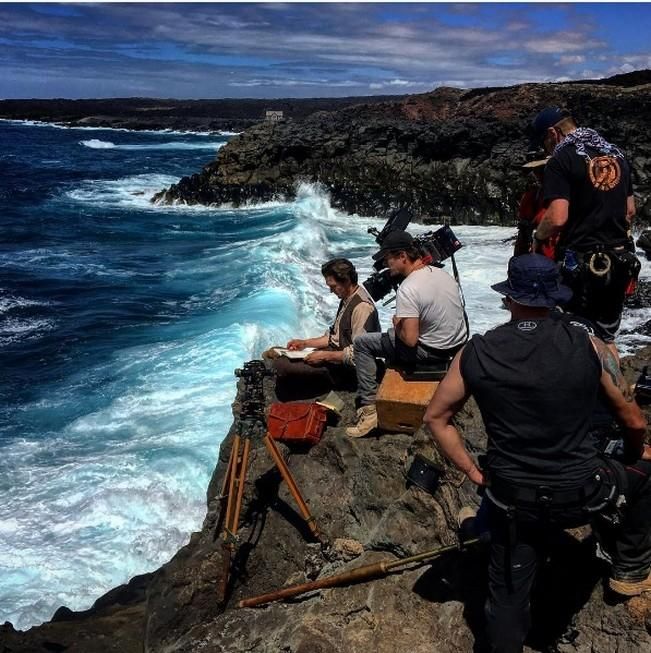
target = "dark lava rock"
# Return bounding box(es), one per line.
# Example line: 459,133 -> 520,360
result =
3,346 -> 651,652
153,71 -> 651,225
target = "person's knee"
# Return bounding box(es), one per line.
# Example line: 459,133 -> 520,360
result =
353,332 -> 382,354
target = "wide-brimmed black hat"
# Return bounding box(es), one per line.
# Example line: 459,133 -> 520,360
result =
372,230 -> 414,261
491,254 -> 572,308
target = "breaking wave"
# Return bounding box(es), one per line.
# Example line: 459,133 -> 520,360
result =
80,138 -> 225,151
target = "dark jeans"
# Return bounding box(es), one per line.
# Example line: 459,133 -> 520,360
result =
485,459 -> 651,653
272,356 -> 356,401
353,329 -> 453,405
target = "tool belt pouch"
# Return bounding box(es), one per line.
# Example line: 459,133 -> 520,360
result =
579,248 -> 640,292
608,249 -> 641,296
267,402 -> 327,446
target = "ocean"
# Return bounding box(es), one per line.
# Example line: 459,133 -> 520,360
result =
1,120 -> 649,630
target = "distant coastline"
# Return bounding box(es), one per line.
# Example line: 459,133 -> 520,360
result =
0,117 -> 240,137
0,96 -> 404,133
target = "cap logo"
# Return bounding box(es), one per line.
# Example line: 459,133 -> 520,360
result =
588,156 -> 620,191
517,320 -> 538,332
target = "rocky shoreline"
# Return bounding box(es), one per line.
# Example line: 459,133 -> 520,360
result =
153,71 -> 651,225
2,339 -> 651,652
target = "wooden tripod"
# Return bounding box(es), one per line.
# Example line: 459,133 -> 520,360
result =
218,418 -> 322,602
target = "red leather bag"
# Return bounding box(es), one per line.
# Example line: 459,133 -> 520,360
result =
267,402 -> 327,446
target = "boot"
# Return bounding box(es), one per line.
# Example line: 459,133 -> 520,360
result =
346,405 -> 378,438
609,572 -> 651,596
457,506 -> 477,543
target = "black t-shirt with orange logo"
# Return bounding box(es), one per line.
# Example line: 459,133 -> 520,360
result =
543,144 -> 633,255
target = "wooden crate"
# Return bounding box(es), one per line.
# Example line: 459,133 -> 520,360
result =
376,368 -> 439,433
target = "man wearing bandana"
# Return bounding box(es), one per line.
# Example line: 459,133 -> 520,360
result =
528,108 -> 640,352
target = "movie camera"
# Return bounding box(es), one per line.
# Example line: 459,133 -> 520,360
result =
363,207 -> 464,302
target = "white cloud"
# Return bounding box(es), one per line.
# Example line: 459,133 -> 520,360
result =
558,55 -> 586,65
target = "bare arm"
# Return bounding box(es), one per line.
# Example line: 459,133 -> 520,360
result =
626,195 -> 636,224
394,316 -> 419,348
304,348 -> 344,365
287,334 -> 330,350
423,350 -> 485,485
590,336 -> 649,459
534,198 -> 569,243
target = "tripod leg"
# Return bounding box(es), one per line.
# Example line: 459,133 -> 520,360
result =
232,438 -> 250,539
264,434 -> 322,542
220,440 -> 237,499
224,436 -> 240,533
219,435 -> 250,603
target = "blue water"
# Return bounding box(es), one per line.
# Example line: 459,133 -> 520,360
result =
1,121 -> 649,630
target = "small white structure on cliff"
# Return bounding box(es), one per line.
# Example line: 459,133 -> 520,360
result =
265,110 -> 284,122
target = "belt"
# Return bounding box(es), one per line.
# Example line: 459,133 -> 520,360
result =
419,341 -> 463,358
489,473 -> 603,508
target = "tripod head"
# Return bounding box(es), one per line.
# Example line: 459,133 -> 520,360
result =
234,360 -> 275,437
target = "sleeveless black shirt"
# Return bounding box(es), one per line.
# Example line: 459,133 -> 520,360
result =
460,317 -> 602,488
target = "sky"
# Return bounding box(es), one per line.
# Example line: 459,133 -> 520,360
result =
0,2 -> 650,99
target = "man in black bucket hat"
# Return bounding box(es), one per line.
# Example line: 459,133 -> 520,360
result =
424,254 -> 651,653
490,251 -> 573,307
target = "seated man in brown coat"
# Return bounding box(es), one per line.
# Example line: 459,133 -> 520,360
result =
271,258 -> 381,400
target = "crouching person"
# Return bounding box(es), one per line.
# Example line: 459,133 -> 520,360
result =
271,258 -> 380,401
346,230 -> 467,438
424,254 -> 651,653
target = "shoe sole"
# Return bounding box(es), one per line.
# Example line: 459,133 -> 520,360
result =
608,580 -> 651,597
345,429 -> 377,438
345,424 -> 378,438
457,508 -> 477,529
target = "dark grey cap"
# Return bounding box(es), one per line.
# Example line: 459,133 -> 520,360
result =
372,230 -> 414,261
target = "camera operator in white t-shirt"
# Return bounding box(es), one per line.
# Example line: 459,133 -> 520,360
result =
346,230 -> 468,438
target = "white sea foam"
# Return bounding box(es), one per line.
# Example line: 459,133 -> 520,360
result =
0,118 -> 230,136
80,139 -> 116,149
80,139 -> 225,151
66,173 -> 293,215
64,173 -> 183,209
0,293 -> 52,315
0,317 -> 56,345
0,321 -> 255,627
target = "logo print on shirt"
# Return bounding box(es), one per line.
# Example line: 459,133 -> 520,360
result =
517,321 -> 538,332
569,320 -> 595,335
588,156 -> 621,191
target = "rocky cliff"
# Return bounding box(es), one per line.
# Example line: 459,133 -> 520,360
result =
3,343 -> 651,653
154,71 -> 651,225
